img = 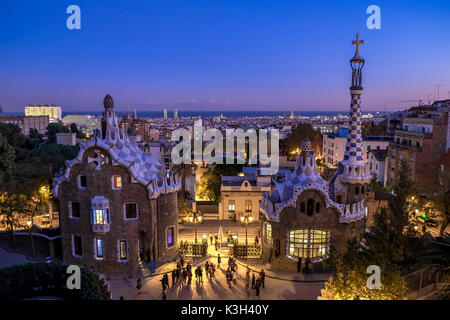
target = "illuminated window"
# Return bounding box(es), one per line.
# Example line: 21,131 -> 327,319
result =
119,240 -> 127,260
266,224 -> 272,244
288,228 -> 329,260
113,176 -> 123,189
245,200 -> 252,212
228,200 -> 235,212
91,209 -> 109,225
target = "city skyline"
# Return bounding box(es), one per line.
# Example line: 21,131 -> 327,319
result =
1,0 -> 450,112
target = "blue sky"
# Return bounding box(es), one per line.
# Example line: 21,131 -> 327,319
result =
1,0 -> 449,112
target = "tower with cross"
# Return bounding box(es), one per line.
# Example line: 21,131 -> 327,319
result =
330,34 -> 371,207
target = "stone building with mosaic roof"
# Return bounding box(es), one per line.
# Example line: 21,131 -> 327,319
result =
53,95 -> 180,274
260,35 -> 370,270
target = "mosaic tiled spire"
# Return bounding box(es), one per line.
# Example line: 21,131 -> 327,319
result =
343,33 -> 364,164
338,34 -> 371,184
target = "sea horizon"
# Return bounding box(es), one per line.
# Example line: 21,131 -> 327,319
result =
2,109 -> 389,119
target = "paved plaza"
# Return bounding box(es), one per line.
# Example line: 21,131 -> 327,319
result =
108,242 -> 330,300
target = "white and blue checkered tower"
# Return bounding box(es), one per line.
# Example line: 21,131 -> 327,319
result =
338,34 -> 371,186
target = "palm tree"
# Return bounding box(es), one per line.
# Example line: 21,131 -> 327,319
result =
173,162 -> 197,200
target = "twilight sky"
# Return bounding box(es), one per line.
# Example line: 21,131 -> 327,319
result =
1,0 -> 449,113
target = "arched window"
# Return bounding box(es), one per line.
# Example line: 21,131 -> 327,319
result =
306,199 -> 314,216
355,186 -> 359,195
361,186 -> 365,194
315,201 -> 320,213
336,195 -> 342,203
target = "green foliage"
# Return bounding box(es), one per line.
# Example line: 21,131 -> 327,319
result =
197,163 -> 243,203
362,121 -> 389,136
320,160 -> 422,300
0,262 -> 110,300
33,143 -> 79,174
45,123 -> 70,143
281,123 -> 317,157
198,170 -> 221,203
0,133 -> 16,183
319,239 -> 408,300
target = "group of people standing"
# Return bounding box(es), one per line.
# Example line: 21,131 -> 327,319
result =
245,268 -> 265,296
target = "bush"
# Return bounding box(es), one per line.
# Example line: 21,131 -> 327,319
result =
0,262 -> 110,300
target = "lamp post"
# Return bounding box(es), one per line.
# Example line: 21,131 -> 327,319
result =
240,215 -> 253,245
189,211 -> 202,244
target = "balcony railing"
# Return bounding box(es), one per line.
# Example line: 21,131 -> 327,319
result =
92,223 -> 110,233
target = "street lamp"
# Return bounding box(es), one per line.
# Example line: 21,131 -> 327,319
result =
240,215 -> 253,245
189,211 -> 202,244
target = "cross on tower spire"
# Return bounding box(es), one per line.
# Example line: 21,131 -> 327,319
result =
352,33 -> 364,57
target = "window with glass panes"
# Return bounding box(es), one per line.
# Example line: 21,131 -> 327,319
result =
228,200 -> 235,212
119,240 -> 127,260
92,209 -> 109,224
245,200 -> 252,212
266,224 -> 272,244
288,228 -> 329,260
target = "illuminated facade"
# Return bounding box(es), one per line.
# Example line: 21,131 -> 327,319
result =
25,104 -> 62,122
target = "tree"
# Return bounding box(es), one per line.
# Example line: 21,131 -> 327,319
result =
198,171 -> 221,203
173,162 -> 196,199
0,193 -> 29,240
319,238 -> 408,300
320,160 -> 422,300
281,123 -> 317,158
362,120 -> 388,137
45,123 -> 70,143
33,143 -> 79,174
0,133 -> 15,184
425,165 -> 450,236
27,183 -> 52,256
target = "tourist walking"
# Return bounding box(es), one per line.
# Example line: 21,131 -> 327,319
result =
254,235 -> 259,245
180,268 -> 186,287
255,277 -> 261,296
187,267 -> 192,283
180,256 -> 184,268
259,269 -> 265,288
210,263 -> 215,279
251,272 -> 256,289
245,268 -> 250,289
297,257 -> 302,273
205,261 -> 209,274
136,278 -> 142,295
226,269 -> 233,288
232,269 -> 237,285
210,234 -> 214,245
217,254 -> 221,267
171,269 -> 176,286
198,266 -> 203,283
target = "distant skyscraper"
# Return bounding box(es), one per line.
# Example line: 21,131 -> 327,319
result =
290,111 -> 294,119
134,109 -> 137,119
163,108 -> 167,119
174,109 -> 178,119
25,104 -> 62,122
